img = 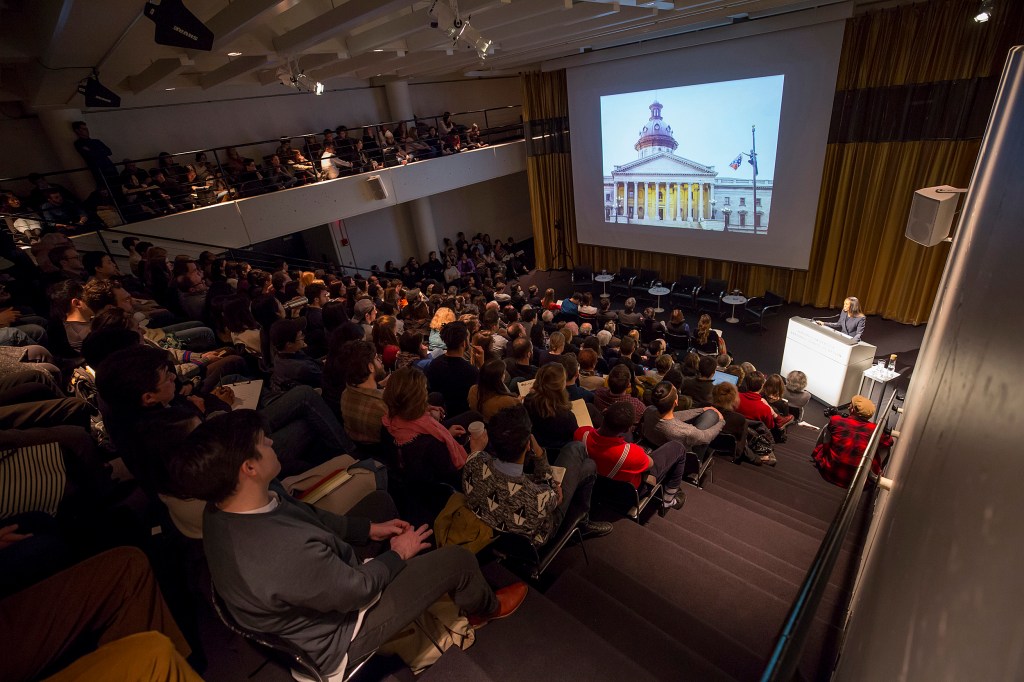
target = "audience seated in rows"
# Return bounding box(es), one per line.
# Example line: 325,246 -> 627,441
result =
0,208 -> 833,678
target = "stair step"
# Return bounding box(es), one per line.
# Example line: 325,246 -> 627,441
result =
711,476 -> 837,531
578,558 -> 765,681
545,569 -> 736,682
419,646 -> 496,682
572,520 -> 839,677
676,491 -> 843,573
712,463 -> 871,556
646,515 -> 843,613
703,484 -> 832,538
464,584 -> 657,682
719,456 -> 846,508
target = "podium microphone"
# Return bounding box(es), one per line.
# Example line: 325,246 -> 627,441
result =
812,313 -> 841,321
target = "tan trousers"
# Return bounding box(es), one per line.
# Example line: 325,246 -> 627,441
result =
43,631 -> 202,682
0,546 -> 191,682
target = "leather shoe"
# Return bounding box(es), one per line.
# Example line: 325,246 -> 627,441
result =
468,582 -> 528,628
776,415 -> 795,428
581,520 -> 613,537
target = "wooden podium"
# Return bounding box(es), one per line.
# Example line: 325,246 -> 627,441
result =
780,317 -> 876,407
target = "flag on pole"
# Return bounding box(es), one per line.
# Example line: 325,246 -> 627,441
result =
729,154 -> 742,170
748,155 -> 758,175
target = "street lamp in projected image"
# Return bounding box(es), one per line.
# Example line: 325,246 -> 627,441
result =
722,206 -> 732,230
710,198 -> 716,220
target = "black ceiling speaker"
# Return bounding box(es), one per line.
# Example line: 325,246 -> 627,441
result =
144,0 -> 214,51
78,72 -> 121,107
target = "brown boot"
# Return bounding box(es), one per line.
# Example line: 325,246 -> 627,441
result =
468,582 -> 528,629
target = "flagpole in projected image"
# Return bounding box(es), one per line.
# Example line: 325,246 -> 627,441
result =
751,124 -> 758,234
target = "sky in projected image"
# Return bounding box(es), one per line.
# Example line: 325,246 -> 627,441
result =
600,75 -> 784,179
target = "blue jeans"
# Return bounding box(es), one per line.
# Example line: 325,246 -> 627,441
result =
161,322 -> 215,350
260,385 -> 353,474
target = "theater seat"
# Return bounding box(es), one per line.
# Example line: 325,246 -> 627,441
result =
695,279 -> 728,317
211,583 -> 375,682
743,291 -> 785,332
608,267 -> 639,299
490,506 -> 589,580
594,471 -> 666,522
668,275 -> 701,311
571,266 -> 594,292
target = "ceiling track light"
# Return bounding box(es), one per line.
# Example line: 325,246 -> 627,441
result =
974,0 -> 993,23
429,0 -> 493,60
276,62 -> 324,95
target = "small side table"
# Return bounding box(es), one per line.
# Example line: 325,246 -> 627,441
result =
858,365 -> 901,404
595,274 -> 614,298
648,286 -> 671,314
721,294 -> 748,324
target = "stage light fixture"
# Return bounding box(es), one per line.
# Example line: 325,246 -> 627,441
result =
144,0 -> 214,51
974,0 -> 993,22
77,71 -> 121,107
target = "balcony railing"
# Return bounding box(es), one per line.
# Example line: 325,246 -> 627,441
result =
0,104 -> 523,240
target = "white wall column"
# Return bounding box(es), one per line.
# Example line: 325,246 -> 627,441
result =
384,80 -> 414,122
384,80 -> 436,257
698,183 -> 705,221
410,196 -> 439,259
685,183 -> 691,221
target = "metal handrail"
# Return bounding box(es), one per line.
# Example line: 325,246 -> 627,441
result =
5,215 -> 412,278
0,104 -> 523,184
72,225 -> 383,276
760,388 -> 901,682
82,225 -> 242,252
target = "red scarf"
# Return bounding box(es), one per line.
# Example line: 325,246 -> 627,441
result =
382,412 -> 467,469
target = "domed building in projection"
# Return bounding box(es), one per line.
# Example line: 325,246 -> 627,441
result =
603,100 -> 773,233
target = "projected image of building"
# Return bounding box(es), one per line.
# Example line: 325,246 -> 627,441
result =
603,101 -> 772,233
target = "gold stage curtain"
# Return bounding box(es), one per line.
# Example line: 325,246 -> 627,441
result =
521,70 -> 578,271
521,0 -> 1024,325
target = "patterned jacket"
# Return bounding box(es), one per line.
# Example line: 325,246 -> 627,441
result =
462,450 -> 559,546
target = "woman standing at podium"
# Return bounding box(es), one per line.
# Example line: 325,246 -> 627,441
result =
816,296 -> 866,342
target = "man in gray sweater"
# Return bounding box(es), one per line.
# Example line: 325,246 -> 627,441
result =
173,409 -> 526,678
642,381 -> 724,449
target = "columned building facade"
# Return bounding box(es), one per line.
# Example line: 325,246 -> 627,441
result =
603,100 -> 772,233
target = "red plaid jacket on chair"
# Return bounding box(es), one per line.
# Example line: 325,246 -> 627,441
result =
812,414 -> 893,488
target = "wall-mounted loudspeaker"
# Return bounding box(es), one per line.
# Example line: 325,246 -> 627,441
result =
366,175 -> 388,200
905,185 -> 960,246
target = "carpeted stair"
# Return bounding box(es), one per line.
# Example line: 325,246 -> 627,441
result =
431,419 -> 871,681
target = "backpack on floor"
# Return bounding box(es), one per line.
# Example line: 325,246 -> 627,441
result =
378,596 -> 476,674
749,430 -> 774,457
